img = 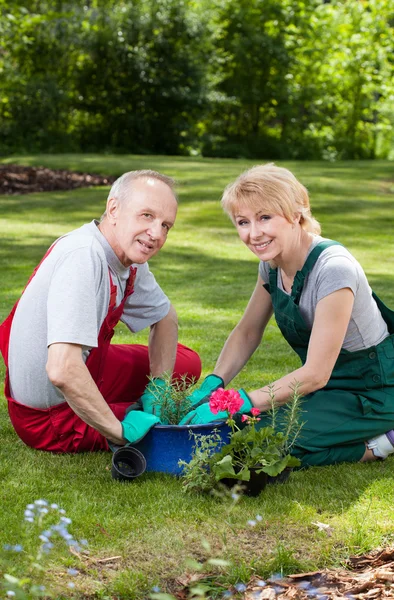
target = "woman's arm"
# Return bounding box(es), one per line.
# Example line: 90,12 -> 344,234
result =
248,287 -> 355,411
213,275 -> 273,385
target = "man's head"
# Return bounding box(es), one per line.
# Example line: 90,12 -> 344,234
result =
99,170 -> 178,266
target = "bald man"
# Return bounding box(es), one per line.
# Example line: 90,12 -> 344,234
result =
1,170 -> 201,452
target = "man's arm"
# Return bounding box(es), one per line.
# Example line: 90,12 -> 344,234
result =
46,342 -> 124,445
148,304 -> 178,377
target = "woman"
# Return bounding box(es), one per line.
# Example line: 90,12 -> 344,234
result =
179,163 -> 394,467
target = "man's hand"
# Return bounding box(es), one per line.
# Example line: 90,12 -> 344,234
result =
186,374 -> 224,408
140,378 -> 172,418
179,388 -> 253,425
121,410 -> 161,444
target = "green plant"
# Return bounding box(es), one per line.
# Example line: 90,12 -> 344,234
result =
178,429 -> 224,493
180,384 -> 303,493
1,500 -> 86,599
149,374 -> 197,425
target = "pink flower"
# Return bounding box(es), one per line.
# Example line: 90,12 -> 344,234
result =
209,388 -> 226,414
251,408 -> 261,416
209,388 -> 244,416
241,415 -> 249,422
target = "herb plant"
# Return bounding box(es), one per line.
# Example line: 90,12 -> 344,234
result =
149,374 -> 196,425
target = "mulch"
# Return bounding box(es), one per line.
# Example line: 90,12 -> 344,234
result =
173,547 -> 394,599
0,164 -> 116,194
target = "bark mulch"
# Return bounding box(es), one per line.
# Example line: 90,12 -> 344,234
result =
0,164 -> 116,195
173,547 -> 394,599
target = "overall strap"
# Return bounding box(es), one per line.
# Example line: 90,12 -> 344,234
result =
0,242 -> 58,365
291,240 -> 342,304
107,266 -> 137,313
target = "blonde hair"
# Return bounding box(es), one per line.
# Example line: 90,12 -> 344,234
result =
221,163 -> 321,234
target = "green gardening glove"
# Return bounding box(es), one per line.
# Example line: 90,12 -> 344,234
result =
179,388 -> 253,425
187,374 -> 224,408
121,410 -> 161,444
140,378 -> 172,418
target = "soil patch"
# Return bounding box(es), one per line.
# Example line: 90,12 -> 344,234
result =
0,164 -> 116,195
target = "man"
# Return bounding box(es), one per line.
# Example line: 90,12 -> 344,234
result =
0,170 -> 201,452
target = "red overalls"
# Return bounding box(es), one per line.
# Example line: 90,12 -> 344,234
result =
0,246 -> 201,453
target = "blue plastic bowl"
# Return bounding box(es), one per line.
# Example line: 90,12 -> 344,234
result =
131,421 -> 231,475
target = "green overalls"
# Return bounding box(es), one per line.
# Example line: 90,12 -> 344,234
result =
260,240 -> 394,467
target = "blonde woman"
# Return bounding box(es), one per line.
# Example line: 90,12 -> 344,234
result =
176,164 -> 394,467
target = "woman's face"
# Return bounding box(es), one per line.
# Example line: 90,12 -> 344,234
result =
233,206 -> 294,262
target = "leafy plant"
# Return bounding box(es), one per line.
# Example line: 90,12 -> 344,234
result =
149,374 -> 197,425
178,429 -> 224,493
180,384 -> 304,493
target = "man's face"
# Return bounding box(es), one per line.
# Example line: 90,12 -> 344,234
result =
108,178 -> 177,266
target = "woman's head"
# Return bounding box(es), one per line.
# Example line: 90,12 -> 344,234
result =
221,163 -> 321,235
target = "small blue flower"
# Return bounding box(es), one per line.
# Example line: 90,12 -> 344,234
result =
59,508 -> 66,514
298,581 -> 311,590
38,586 -> 46,591
231,493 -> 240,501
6,591 -> 16,598
42,542 -> 54,553
34,499 -> 48,507
39,507 -> 49,515
67,582 -> 75,589
25,517 -> 34,523
24,509 -> 34,517
274,585 -> 284,594
41,530 -> 52,538
256,515 -> 263,521
3,544 -> 12,551
50,503 -> 59,509
79,539 -> 88,546
222,592 -> 233,599
26,503 -> 35,510
61,516 -> 72,525
234,583 -> 247,592
304,586 -> 319,597
247,520 -> 257,527
256,579 -> 266,587
67,568 -> 79,576
39,535 -> 49,543
152,586 -> 161,593
13,544 -> 23,552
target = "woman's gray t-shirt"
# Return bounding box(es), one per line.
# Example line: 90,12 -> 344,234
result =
258,236 -> 389,351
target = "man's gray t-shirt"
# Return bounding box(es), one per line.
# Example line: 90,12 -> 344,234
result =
259,236 -> 388,351
9,221 -> 171,408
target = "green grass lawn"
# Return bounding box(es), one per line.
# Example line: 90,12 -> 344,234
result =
0,155 -> 394,599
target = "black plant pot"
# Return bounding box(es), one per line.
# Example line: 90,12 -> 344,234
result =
220,469 -> 268,497
111,446 -> 147,482
267,467 -> 293,485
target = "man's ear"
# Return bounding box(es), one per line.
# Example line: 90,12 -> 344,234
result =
106,197 -> 119,224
